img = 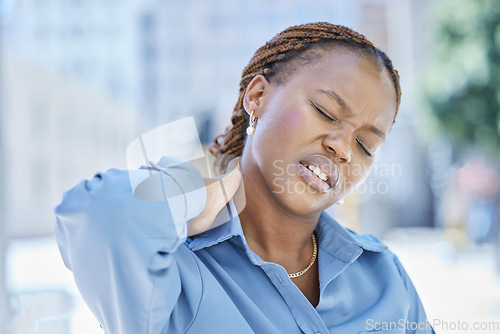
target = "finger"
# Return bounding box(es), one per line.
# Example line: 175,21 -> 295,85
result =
225,157 -> 241,175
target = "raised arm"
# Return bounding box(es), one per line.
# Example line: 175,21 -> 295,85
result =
54,157 -> 242,333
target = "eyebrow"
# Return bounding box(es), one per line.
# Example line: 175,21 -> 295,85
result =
365,124 -> 386,141
317,89 -> 386,141
318,89 -> 352,114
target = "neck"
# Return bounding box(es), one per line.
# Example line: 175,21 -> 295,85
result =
238,161 -> 320,273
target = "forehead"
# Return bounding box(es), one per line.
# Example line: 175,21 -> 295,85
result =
283,47 -> 397,130
292,46 -> 393,96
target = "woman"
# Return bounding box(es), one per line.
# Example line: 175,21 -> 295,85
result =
55,22 -> 435,333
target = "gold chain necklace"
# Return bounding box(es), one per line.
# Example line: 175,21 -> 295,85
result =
288,233 -> 317,279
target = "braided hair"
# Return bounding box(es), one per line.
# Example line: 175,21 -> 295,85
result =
209,22 -> 401,174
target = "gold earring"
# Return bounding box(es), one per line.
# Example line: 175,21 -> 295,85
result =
246,110 -> 257,136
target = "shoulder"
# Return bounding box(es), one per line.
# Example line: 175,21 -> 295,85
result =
345,227 -> 389,253
318,211 -> 389,253
317,212 -> 409,276
344,228 -> 409,277
345,226 -> 416,293
344,227 -> 405,274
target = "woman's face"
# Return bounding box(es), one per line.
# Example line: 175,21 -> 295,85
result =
241,48 -> 397,216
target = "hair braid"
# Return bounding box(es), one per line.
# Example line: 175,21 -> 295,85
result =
209,22 -> 402,174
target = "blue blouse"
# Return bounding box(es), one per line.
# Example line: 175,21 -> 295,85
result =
54,158 -> 435,334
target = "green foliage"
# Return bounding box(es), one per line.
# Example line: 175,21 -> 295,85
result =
424,0 -> 500,153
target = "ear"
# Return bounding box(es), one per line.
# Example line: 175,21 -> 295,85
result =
242,75 -> 270,117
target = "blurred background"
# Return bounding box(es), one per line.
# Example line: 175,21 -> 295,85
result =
1,0 -> 499,333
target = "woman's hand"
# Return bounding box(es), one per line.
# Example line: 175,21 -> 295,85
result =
187,157 -> 244,236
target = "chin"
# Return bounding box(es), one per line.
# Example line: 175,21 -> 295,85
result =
273,186 -> 333,216
290,198 -> 331,216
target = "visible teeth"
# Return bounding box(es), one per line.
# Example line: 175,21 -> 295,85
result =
304,164 -> 328,182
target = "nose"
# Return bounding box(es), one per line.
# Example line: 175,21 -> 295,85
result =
323,133 -> 352,164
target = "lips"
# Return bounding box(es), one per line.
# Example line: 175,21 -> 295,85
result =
299,154 -> 340,189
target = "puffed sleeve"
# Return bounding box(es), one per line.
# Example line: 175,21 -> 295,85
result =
54,157 -> 207,334
392,255 -> 436,334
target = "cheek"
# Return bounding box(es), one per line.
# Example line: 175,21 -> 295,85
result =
258,108 -> 306,177
344,162 -> 372,187
279,108 -> 304,133
253,108 -> 302,164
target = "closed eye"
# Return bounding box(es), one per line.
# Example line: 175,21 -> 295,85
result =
356,138 -> 373,157
310,101 -> 338,123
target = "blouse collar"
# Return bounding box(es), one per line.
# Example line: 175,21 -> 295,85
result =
187,201 -> 388,259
